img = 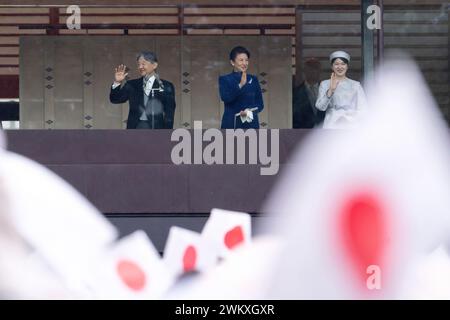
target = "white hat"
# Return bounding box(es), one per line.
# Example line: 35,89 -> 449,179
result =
329,51 -> 350,63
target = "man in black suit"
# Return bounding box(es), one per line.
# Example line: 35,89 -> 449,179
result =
292,57 -> 325,128
110,51 -> 176,129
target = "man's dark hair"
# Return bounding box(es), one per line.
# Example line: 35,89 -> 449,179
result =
137,51 -> 158,63
304,57 -> 321,70
229,46 -> 250,61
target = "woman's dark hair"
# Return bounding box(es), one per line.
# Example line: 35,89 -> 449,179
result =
331,57 -> 349,65
229,46 -> 250,61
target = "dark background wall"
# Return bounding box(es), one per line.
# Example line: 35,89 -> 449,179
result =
5,129 -> 311,250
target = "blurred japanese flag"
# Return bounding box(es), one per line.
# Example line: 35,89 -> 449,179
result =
262,53 -> 450,299
85,230 -> 174,299
0,190 -> 70,298
163,226 -> 217,278
165,235 -> 283,300
0,145 -> 117,293
165,209 -> 259,299
0,132 -> 83,298
202,208 -> 252,259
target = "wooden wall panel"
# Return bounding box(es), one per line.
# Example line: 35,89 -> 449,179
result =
19,37 -> 45,129
156,36 -> 183,128
2,0 -> 447,5
384,8 -> 449,119
53,38 -> 84,129
264,37 -> 293,129
0,75 -> 18,98
188,37 -> 223,129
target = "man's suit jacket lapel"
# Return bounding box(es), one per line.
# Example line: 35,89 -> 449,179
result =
151,78 -> 160,90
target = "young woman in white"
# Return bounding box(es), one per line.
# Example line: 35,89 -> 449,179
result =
316,51 -> 368,129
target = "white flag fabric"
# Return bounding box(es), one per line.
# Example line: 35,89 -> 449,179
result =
163,226 -> 217,278
399,245 -> 450,299
85,230 -> 174,299
0,133 -> 72,298
202,208 -> 252,259
166,210 -> 266,300
165,236 -> 282,300
0,147 -> 118,292
261,54 -> 450,299
0,206 -> 70,298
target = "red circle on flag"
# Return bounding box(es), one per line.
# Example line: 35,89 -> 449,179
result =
116,259 -> 147,292
340,192 -> 387,283
183,245 -> 197,273
224,226 -> 245,250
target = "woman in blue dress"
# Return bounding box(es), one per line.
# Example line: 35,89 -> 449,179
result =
219,46 -> 264,129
